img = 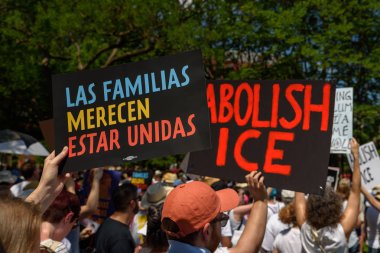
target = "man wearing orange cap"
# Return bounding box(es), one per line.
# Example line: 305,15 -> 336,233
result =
161,171 -> 268,253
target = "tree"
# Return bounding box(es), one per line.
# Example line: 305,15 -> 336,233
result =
0,0 -> 379,161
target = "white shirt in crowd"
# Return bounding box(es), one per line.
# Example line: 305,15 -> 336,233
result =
300,222 -> 348,253
366,205 -> 380,249
261,213 -> 290,252
267,201 -> 285,221
273,227 -> 302,253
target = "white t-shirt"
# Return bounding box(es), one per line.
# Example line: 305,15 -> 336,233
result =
221,219 -> 232,237
342,200 -> 359,249
366,206 -> 380,249
267,201 -> 285,221
40,239 -> 70,253
273,227 -> 302,253
214,247 -> 230,253
300,223 -> 348,253
261,213 -> 290,251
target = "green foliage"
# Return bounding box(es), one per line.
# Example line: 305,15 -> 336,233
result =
0,0 -> 379,167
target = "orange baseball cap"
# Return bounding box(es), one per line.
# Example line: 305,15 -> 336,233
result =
161,181 -> 239,237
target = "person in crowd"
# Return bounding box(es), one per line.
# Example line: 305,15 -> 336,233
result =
295,138 -> 361,252
361,185 -> 380,253
272,202 -> 302,253
361,185 -> 380,211
211,180 -> 234,248
40,189 -> 81,253
0,169 -> 16,198
267,188 -> 285,221
161,170 -> 268,253
0,147 -> 69,253
95,182 -> 139,253
65,168 -> 103,253
139,203 -> 168,253
261,190 -> 295,253
131,182 -> 168,245
10,160 -> 41,197
337,178 -> 362,253
0,196 -> 41,253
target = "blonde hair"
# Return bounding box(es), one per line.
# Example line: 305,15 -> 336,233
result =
0,197 -> 41,253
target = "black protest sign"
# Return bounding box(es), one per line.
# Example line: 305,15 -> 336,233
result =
52,50 -> 210,173
187,80 -> 335,194
131,171 -> 151,190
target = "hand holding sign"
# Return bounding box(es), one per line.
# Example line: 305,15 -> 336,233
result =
246,171 -> 268,202
53,50 -> 210,173
26,147 -> 70,212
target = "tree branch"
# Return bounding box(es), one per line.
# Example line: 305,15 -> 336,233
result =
103,40 -> 155,67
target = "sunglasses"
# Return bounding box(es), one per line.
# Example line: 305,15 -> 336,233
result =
211,212 -> 229,227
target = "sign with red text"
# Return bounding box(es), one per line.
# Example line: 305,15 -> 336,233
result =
187,80 -> 335,194
347,142 -> 380,191
331,88 -> 353,153
52,50 -> 211,173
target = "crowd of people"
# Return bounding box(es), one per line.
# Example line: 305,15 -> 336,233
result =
0,138 -> 379,253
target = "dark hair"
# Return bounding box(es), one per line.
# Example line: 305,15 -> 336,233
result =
306,187 -> 342,230
112,183 -> 138,212
20,161 -> 36,180
42,190 -> 80,224
145,203 -> 168,249
278,202 -> 297,226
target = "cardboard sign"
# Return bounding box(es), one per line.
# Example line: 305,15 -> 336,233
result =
187,80 -> 335,194
52,50 -> 211,173
39,119 -> 55,152
327,167 -> 340,191
82,170 -> 121,224
347,142 -> 380,191
331,88 -> 353,153
131,171 -> 151,190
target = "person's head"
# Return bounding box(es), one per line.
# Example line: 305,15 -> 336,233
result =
145,203 -> 168,250
278,202 -> 297,227
141,182 -> 167,210
42,190 -> 80,241
281,189 -> 295,205
161,181 -> 239,252
20,160 -> 40,180
112,182 -> 138,214
337,178 -> 350,200
306,187 -> 342,230
371,185 -> 380,201
0,197 -> 41,253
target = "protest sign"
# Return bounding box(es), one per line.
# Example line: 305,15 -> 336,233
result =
327,167 -> 340,191
39,119 -> 55,152
347,141 -> 380,191
331,87 -> 353,153
52,50 -> 211,173
131,171 -> 151,190
82,170 -> 121,224
188,80 -> 335,194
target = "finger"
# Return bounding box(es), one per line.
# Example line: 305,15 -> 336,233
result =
259,174 -> 264,184
44,150 -> 55,164
52,146 -> 68,164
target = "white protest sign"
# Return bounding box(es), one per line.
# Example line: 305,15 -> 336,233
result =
327,167 -> 340,191
331,87 -> 353,153
347,142 -> 380,191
